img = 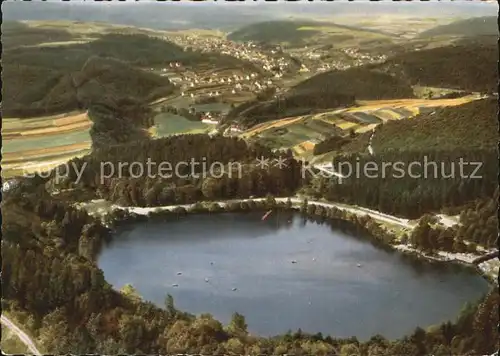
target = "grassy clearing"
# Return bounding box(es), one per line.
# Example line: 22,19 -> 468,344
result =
154,113 -> 212,137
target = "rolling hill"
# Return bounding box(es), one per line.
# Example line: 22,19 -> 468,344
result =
380,42 -> 498,93
343,98 -> 497,154
227,20 -> 394,48
292,66 -> 415,100
2,24 -> 260,118
3,56 -> 176,118
418,16 -> 497,38
225,66 -> 415,128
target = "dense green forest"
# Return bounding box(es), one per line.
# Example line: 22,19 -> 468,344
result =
3,54 -> 175,118
292,66 -> 416,101
340,98 -> 497,155
369,98 -> 498,152
408,192 -> 498,253
308,148 -> 497,221
380,43 -> 497,92
87,96 -> 154,148
49,134 -> 303,206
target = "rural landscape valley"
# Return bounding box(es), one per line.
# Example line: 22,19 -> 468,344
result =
1,1 -> 499,355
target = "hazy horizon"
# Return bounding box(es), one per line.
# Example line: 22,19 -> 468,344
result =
3,0 -> 497,31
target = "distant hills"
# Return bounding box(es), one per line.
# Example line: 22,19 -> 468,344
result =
226,37 -> 497,130
3,1 -> 496,31
227,20 -> 393,47
418,16 -> 498,38
2,31 -> 182,117
2,23 -> 259,118
1,1 -> 282,31
3,56 -> 175,118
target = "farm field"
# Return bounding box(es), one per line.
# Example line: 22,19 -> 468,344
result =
3,112 -> 91,140
2,112 -> 92,178
3,130 -> 91,154
240,94 -> 483,158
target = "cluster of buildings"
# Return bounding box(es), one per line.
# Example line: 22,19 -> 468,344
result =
294,46 -> 388,73
340,48 -> 388,65
165,34 -> 296,76
155,64 -> 280,101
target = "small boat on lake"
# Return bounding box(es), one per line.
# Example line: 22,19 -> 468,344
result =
261,210 -> 272,221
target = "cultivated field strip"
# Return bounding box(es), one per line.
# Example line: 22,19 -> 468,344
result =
241,95 -> 482,156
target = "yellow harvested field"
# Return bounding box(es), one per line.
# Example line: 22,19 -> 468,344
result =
3,112 -> 90,138
372,109 -> 401,121
355,95 -> 480,111
6,120 -> 91,139
355,124 -> 378,133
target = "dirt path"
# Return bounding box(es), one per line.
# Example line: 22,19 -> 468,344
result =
1,315 -> 41,355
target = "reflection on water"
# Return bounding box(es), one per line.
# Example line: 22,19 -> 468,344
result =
98,212 -> 489,340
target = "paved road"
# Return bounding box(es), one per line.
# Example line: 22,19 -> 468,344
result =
115,197 -> 414,229
1,315 -> 41,355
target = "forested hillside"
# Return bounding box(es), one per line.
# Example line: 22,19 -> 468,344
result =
310,99 -> 498,219
49,134 -> 303,206
369,98 -> 498,152
380,43 -> 497,92
292,66 -> 415,100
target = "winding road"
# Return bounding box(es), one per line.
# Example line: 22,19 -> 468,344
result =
107,196 -> 415,230
1,315 -> 41,355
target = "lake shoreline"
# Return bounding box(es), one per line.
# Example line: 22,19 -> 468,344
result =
77,197 -> 498,286
97,208 -> 491,340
